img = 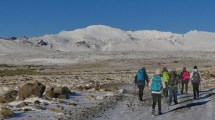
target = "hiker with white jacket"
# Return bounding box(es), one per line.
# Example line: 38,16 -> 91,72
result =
150,68 -> 166,116
190,66 -> 201,99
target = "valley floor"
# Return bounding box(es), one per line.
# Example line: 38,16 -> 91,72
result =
0,51 -> 215,120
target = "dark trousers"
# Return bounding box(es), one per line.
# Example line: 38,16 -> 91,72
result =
163,82 -> 169,97
181,80 -> 189,94
137,84 -> 145,100
192,83 -> 200,99
152,93 -> 161,112
169,87 -> 178,105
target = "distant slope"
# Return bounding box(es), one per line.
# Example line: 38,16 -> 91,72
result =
0,39 -> 51,54
30,25 -> 184,51
3,25 -> 215,52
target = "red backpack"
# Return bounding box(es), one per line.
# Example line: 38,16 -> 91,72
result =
182,71 -> 190,81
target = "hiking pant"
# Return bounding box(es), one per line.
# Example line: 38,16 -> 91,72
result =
151,93 -> 161,112
137,84 -> 145,100
181,80 -> 189,94
163,82 -> 169,97
168,87 -> 178,105
192,83 -> 200,99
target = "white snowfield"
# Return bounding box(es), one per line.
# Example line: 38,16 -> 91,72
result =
1,25 -> 215,53
28,25 -> 215,52
1,25 -> 215,65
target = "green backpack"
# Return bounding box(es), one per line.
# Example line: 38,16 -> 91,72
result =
162,71 -> 169,83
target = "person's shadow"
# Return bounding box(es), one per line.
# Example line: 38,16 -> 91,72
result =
163,88 -> 215,114
164,100 -> 210,114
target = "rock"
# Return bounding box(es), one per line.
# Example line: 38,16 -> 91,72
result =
16,102 -> 28,108
18,81 -> 46,100
68,102 -> 77,106
8,90 -> 18,98
23,108 -> 32,112
76,86 -> 84,91
34,100 -> 41,105
84,84 -> 92,90
0,107 -> 14,118
33,104 -> 44,110
48,108 -> 62,113
0,92 -> 16,103
54,86 -> 70,95
53,86 -> 71,99
103,86 -> 119,92
45,90 -> 57,98
94,81 -> 101,91
118,89 -> 126,94
58,94 -> 68,99
96,96 -> 104,100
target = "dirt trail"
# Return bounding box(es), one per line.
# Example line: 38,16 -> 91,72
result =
93,84 -> 215,120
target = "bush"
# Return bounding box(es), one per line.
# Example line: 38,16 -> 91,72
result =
0,69 -> 46,77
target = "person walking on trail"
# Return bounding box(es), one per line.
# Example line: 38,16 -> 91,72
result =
150,69 -> 166,116
162,67 -> 169,98
180,67 -> 190,94
135,67 -> 149,101
190,66 -> 201,99
168,68 -> 179,106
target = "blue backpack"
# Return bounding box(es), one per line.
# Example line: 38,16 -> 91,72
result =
135,69 -> 145,85
137,69 -> 145,81
151,75 -> 162,91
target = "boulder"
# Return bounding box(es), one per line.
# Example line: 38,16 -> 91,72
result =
45,90 -> 57,98
58,94 -> 68,99
46,86 -> 70,99
18,80 -> 46,100
0,107 -> 14,119
54,86 -> 70,95
0,92 -> 16,103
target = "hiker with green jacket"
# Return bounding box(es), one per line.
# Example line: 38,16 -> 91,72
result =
150,68 -> 166,115
162,67 -> 169,98
135,67 -> 149,101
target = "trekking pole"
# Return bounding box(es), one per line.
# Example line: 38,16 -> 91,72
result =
133,83 -> 136,101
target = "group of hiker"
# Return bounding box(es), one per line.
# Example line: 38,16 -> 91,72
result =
135,66 -> 202,116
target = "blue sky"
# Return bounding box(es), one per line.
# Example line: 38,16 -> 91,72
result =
0,0 -> 215,37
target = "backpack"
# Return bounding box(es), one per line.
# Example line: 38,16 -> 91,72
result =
192,71 -> 201,83
168,71 -> 177,86
137,69 -> 145,81
182,71 -> 190,81
162,71 -> 169,83
151,75 -> 162,91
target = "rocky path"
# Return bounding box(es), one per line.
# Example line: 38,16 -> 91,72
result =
93,84 -> 215,120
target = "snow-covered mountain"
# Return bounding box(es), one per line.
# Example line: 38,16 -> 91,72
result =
2,25 -> 215,52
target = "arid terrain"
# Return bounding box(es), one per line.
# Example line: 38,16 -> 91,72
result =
0,51 -> 215,120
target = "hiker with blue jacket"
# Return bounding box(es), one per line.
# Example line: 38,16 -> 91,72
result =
190,66 -> 201,99
135,67 -> 149,101
150,68 -> 166,115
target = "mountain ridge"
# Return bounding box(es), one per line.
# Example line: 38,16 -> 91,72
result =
1,25 -> 215,52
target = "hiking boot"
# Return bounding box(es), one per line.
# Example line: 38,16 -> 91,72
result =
139,98 -> 143,101
152,110 -> 155,115
175,101 -> 178,105
158,111 -> 162,115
